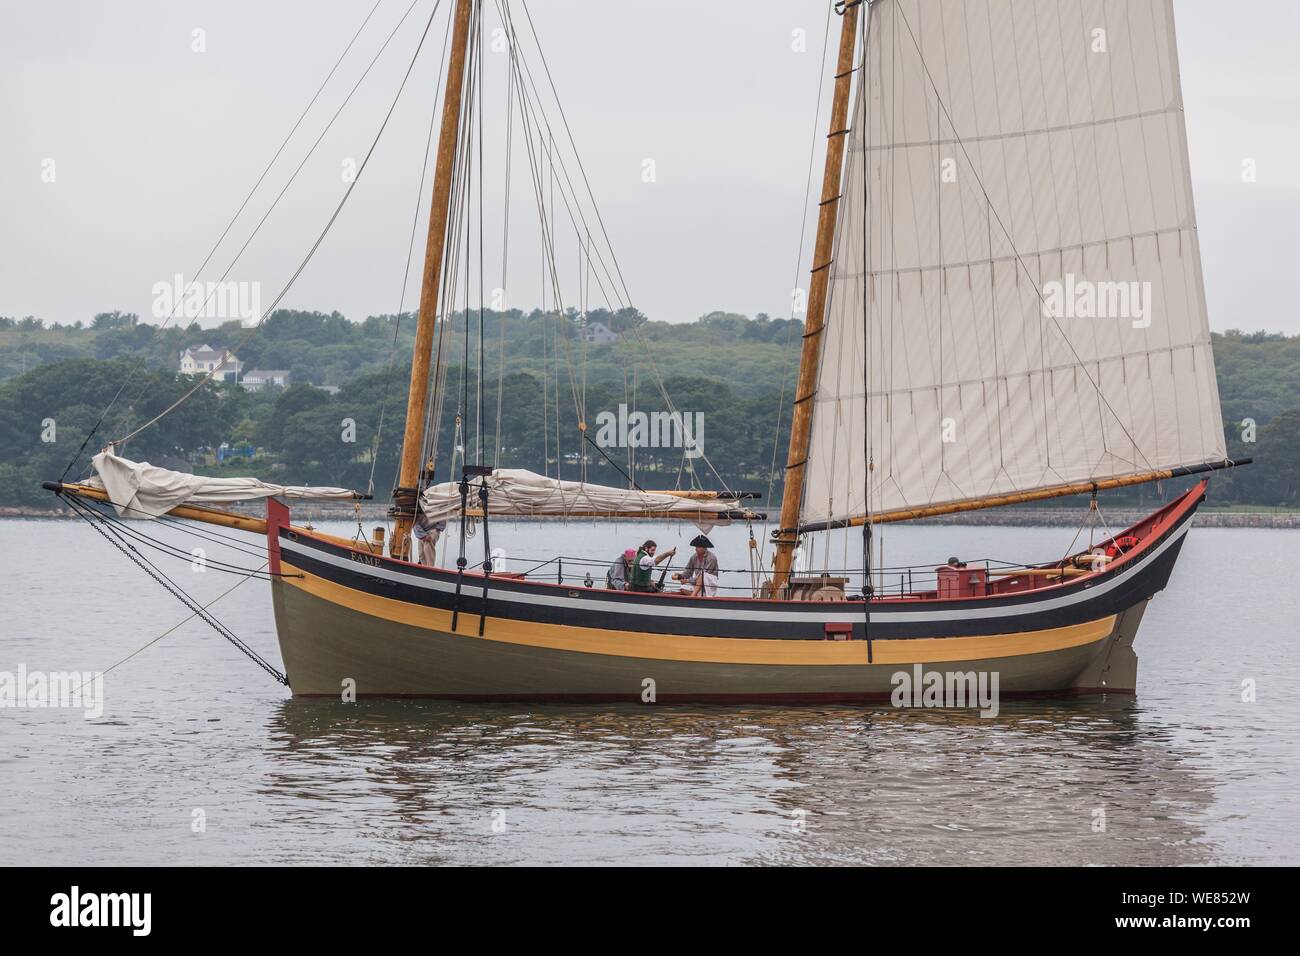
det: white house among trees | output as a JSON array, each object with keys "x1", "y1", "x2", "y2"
[
  {"x1": 580, "y1": 321, "x2": 619, "y2": 345},
  {"x1": 241, "y1": 369, "x2": 292, "y2": 392},
  {"x1": 179, "y1": 345, "x2": 242, "y2": 382}
]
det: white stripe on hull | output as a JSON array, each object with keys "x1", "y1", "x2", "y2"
[{"x1": 278, "y1": 518, "x2": 1188, "y2": 626}]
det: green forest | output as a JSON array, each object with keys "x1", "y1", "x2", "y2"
[{"x1": 0, "y1": 309, "x2": 1297, "y2": 510}]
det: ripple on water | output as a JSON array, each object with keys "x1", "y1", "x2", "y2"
[{"x1": 2, "y1": 520, "x2": 1298, "y2": 864}]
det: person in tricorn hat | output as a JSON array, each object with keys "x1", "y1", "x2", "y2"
[{"x1": 673, "y1": 534, "x2": 719, "y2": 597}]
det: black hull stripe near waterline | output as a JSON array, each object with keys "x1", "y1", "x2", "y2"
[{"x1": 274, "y1": 499, "x2": 1194, "y2": 641}]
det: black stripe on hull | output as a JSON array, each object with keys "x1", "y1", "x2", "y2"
[{"x1": 275, "y1": 493, "x2": 1197, "y2": 641}]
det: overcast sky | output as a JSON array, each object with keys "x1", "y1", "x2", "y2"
[{"x1": 1, "y1": 0, "x2": 1297, "y2": 333}]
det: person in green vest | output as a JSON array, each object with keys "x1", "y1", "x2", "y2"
[{"x1": 629, "y1": 539, "x2": 676, "y2": 592}]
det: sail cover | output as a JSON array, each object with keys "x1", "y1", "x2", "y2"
[
  {"x1": 420, "y1": 469, "x2": 742, "y2": 529},
  {"x1": 88, "y1": 451, "x2": 357, "y2": 518},
  {"x1": 802, "y1": 0, "x2": 1225, "y2": 527}
]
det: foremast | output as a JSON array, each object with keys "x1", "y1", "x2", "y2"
[{"x1": 391, "y1": 0, "x2": 475, "y2": 559}]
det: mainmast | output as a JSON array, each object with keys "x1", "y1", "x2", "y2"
[
  {"x1": 770, "y1": 0, "x2": 861, "y2": 594},
  {"x1": 391, "y1": 0, "x2": 475, "y2": 559}
]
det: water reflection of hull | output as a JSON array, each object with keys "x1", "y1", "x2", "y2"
[
  {"x1": 266, "y1": 486, "x2": 1203, "y2": 702},
  {"x1": 262, "y1": 697, "x2": 1217, "y2": 866}
]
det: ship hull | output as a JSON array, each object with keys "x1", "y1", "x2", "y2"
[{"x1": 265, "y1": 484, "x2": 1202, "y2": 702}]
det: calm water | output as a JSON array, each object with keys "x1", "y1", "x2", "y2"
[{"x1": 2, "y1": 516, "x2": 1297, "y2": 865}]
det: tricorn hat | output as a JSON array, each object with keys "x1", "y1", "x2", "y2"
[{"x1": 690, "y1": 534, "x2": 714, "y2": 548}]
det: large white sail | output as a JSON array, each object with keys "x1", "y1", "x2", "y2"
[{"x1": 802, "y1": 0, "x2": 1225, "y2": 527}]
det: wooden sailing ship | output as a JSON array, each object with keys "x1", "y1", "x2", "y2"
[{"x1": 47, "y1": 0, "x2": 1245, "y2": 702}]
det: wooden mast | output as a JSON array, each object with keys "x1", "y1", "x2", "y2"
[
  {"x1": 391, "y1": 0, "x2": 475, "y2": 559},
  {"x1": 769, "y1": 0, "x2": 861, "y2": 595}
]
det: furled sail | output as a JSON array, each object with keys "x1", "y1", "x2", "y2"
[
  {"x1": 89, "y1": 451, "x2": 357, "y2": 518},
  {"x1": 419, "y1": 469, "x2": 746, "y2": 529},
  {"x1": 802, "y1": 0, "x2": 1225, "y2": 528}
]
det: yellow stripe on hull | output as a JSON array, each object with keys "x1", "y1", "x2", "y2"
[{"x1": 281, "y1": 562, "x2": 1118, "y2": 667}]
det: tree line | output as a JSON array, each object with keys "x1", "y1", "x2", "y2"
[
  {"x1": 0, "y1": 307, "x2": 800, "y2": 399},
  {"x1": 0, "y1": 313, "x2": 1296, "y2": 509}
]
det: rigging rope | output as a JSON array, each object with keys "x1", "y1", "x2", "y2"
[
  {"x1": 70, "y1": 497, "x2": 290, "y2": 581},
  {"x1": 475, "y1": 0, "x2": 487, "y2": 466},
  {"x1": 425, "y1": 16, "x2": 480, "y2": 492},
  {"x1": 494, "y1": 39, "x2": 516, "y2": 470},
  {"x1": 62, "y1": 0, "x2": 389, "y2": 480},
  {"x1": 65, "y1": 495, "x2": 289, "y2": 686},
  {"x1": 370, "y1": 0, "x2": 456, "y2": 498},
  {"x1": 113, "y1": 0, "x2": 441, "y2": 449},
  {"x1": 502, "y1": 0, "x2": 735, "y2": 496},
  {"x1": 67, "y1": 557, "x2": 268, "y2": 701}
]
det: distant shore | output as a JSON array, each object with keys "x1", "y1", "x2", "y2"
[{"x1": 6, "y1": 503, "x2": 1299, "y2": 529}]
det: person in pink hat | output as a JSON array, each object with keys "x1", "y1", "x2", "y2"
[{"x1": 605, "y1": 547, "x2": 637, "y2": 591}]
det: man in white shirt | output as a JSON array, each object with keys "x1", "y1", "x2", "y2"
[{"x1": 629, "y1": 540, "x2": 676, "y2": 592}]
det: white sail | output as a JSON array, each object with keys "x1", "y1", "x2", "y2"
[
  {"x1": 802, "y1": 0, "x2": 1225, "y2": 527},
  {"x1": 89, "y1": 451, "x2": 357, "y2": 518},
  {"x1": 419, "y1": 469, "x2": 742, "y2": 529}
]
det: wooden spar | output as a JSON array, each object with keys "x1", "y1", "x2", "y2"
[
  {"x1": 770, "y1": 1, "x2": 860, "y2": 595},
  {"x1": 49, "y1": 482, "x2": 367, "y2": 550},
  {"x1": 391, "y1": 0, "x2": 475, "y2": 560},
  {"x1": 51, "y1": 482, "x2": 269, "y2": 534},
  {"x1": 644, "y1": 490, "x2": 761, "y2": 501},
  {"x1": 454, "y1": 508, "x2": 764, "y2": 522},
  {"x1": 782, "y1": 458, "x2": 1251, "y2": 534},
  {"x1": 52, "y1": 478, "x2": 762, "y2": 535}
]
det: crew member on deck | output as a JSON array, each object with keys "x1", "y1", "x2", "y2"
[
  {"x1": 606, "y1": 548, "x2": 636, "y2": 590},
  {"x1": 629, "y1": 540, "x2": 675, "y2": 592},
  {"x1": 413, "y1": 514, "x2": 447, "y2": 567},
  {"x1": 673, "y1": 534, "x2": 719, "y2": 596}
]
